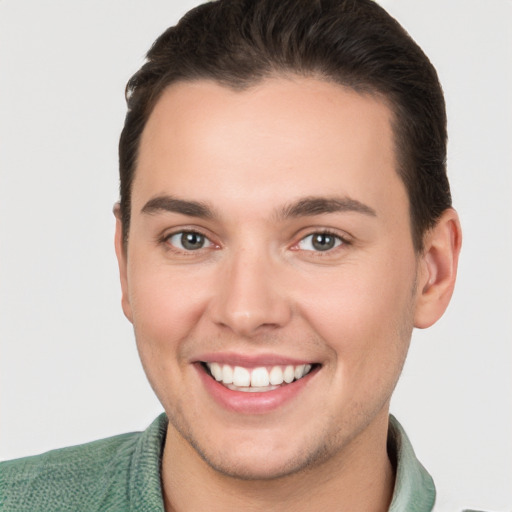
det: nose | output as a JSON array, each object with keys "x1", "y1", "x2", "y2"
[{"x1": 209, "y1": 248, "x2": 292, "y2": 338}]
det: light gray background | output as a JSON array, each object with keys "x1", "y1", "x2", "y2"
[{"x1": 0, "y1": 1, "x2": 511, "y2": 510}]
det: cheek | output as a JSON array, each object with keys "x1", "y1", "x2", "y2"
[
  {"x1": 126, "y1": 260, "x2": 212, "y2": 353},
  {"x1": 126, "y1": 262, "x2": 214, "y2": 407},
  {"x1": 297, "y1": 255, "x2": 416, "y2": 364}
]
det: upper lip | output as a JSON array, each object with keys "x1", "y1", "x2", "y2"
[{"x1": 194, "y1": 352, "x2": 317, "y2": 367}]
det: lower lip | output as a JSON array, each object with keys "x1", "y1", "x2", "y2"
[{"x1": 196, "y1": 364, "x2": 317, "y2": 414}]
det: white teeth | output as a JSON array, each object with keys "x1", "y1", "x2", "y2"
[
  {"x1": 222, "y1": 364, "x2": 233, "y2": 384},
  {"x1": 283, "y1": 365, "x2": 295, "y2": 383},
  {"x1": 232, "y1": 366, "x2": 251, "y2": 387},
  {"x1": 205, "y1": 362, "x2": 314, "y2": 389},
  {"x1": 210, "y1": 362, "x2": 222, "y2": 381},
  {"x1": 251, "y1": 367, "x2": 270, "y2": 387},
  {"x1": 294, "y1": 364, "x2": 306, "y2": 379},
  {"x1": 269, "y1": 366, "x2": 284, "y2": 385}
]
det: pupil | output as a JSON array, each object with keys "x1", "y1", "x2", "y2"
[
  {"x1": 181, "y1": 232, "x2": 204, "y2": 250},
  {"x1": 312, "y1": 233, "x2": 334, "y2": 251}
]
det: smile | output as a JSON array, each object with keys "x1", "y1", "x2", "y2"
[
  {"x1": 196, "y1": 357, "x2": 320, "y2": 413},
  {"x1": 203, "y1": 362, "x2": 315, "y2": 392}
]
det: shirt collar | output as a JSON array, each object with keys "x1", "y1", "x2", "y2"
[
  {"x1": 388, "y1": 414, "x2": 436, "y2": 511},
  {"x1": 129, "y1": 413, "x2": 168, "y2": 512}
]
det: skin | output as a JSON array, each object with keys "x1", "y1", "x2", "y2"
[{"x1": 115, "y1": 77, "x2": 461, "y2": 511}]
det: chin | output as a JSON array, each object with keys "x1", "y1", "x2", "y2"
[
  {"x1": 176, "y1": 420, "x2": 333, "y2": 481},
  {"x1": 197, "y1": 447, "x2": 322, "y2": 481}
]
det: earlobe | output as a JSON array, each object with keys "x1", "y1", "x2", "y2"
[
  {"x1": 113, "y1": 204, "x2": 133, "y2": 323},
  {"x1": 414, "y1": 208, "x2": 462, "y2": 329}
]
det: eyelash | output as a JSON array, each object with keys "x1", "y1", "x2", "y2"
[{"x1": 160, "y1": 228, "x2": 350, "y2": 257}]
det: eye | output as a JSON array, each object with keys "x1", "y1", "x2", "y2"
[
  {"x1": 297, "y1": 232, "x2": 344, "y2": 252},
  {"x1": 166, "y1": 231, "x2": 213, "y2": 251}
]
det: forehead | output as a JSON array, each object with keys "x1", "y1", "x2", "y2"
[{"x1": 133, "y1": 77, "x2": 406, "y2": 220}]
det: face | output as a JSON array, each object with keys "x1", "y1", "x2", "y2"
[{"x1": 117, "y1": 77, "x2": 424, "y2": 479}]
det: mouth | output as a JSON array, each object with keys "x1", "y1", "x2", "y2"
[{"x1": 201, "y1": 361, "x2": 319, "y2": 393}]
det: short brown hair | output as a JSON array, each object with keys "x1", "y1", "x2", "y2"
[{"x1": 119, "y1": 0, "x2": 451, "y2": 251}]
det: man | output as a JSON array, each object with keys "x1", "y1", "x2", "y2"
[{"x1": 0, "y1": 0, "x2": 464, "y2": 510}]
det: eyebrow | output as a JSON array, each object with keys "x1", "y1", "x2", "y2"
[
  {"x1": 141, "y1": 196, "x2": 214, "y2": 218},
  {"x1": 140, "y1": 194, "x2": 376, "y2": 220},
  {"x1": 278, "y1": 196, "x2": 376, "y2": 219}
]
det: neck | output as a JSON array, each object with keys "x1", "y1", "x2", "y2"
[{"x1": 161, "y1": 412, "x2": 395, "y2": 512}]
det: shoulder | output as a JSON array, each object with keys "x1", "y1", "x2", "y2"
[{"x1": 0, "y1": 415, "x2": 168, "y2": 512}]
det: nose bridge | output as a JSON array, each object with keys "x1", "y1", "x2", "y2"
[{"x1": 211, "y1": 242, "x2": 291, "y2": 336}]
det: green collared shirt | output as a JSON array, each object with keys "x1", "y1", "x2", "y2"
[{"x1": 0, "y1": 414, "x2": 436, "y2": 511}]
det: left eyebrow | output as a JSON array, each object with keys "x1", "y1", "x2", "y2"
[{"x1": 277, "y1": 196, "x2": 377, "y2": 219}]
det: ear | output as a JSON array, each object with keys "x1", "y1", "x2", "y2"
[
  {"x1": 113, "y1": 203, "x2": 133, "y2": 323},
  {"x1": 414, "y1": 208, "x2": 462, "y2": 329}
]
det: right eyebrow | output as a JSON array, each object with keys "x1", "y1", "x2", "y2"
[{"x1": 141, "y1": 195, "x2": 215, "y2": 219}]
